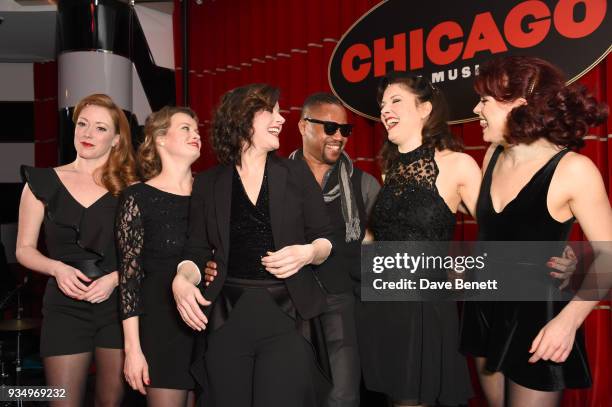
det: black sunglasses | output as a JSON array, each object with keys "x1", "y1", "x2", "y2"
[{"x1": 303, "y1": 117, "x2": 353, "y2": 137}]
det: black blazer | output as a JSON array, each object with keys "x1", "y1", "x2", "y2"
[{"x1": 182, "y1": 153, "x2": 333, "y2": 320}]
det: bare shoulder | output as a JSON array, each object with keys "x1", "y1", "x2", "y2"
[
  {"x1": 455, "y1": 151, "x2": 479, "y2": 166},
  {"x1": 436, "y1": 150, "x2": 480, "y2": 171},
  {"x1": 553, "y1": 151, "x2": 605, "y2": 198},
  {"x1": 557, "y1": 151, "x2": 601, "y2": 178},
  {"x1": 456, "y1": 152, "x2": 482, "y2": 187},
  {"x1": 435, "y1": 150, "x2": 481, "y2": 190}
]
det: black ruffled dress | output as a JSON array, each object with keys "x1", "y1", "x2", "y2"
[{"x1": 21, "y1": 165, "x2": 122, "y2": 357}]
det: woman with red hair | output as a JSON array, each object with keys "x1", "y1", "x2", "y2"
[
  {"x1": 460, "y1": 56, "x2": 611, "y2": 406},
  {"x1": 16, "y1": 94, "x2": 138, "y2": 406}
]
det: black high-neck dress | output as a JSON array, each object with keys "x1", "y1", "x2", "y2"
[
  {"x1": 460, "y1": 145, "x2": 591, "y2": 391},
  {"x1": 356, "y1": 145, "x2": 472, "y2": 405}
]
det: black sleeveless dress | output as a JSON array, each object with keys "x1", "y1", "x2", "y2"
[
  {"x1": 116, "y1": 183, "x2": 195, "y2": 389},
  {"x1": 355, "y1": 145, "x2": 472, "y2": 405},
  {"x1": 20, "y1": 165, "x2": 122, "y2": 357},
  {"x1": 460, "y1": 146, "x2": 592, "y2": 391}
]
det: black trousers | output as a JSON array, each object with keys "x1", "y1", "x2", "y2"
[
  {"x1": 320, "y1": 292, "x2": 361, "y2": 407},
  {"x1": 204, "y1": 286, "x2": 322, "y2": 407}
]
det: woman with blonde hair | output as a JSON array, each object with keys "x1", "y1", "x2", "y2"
[
  {"x1": 116, "y1": 106, "x2": 200, "y2": 406},
  {"x1": 16, "y1": 93, "x2": 137, "y2": 406}
]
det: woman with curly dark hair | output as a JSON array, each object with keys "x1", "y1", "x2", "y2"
[
  {"x1": 115, "y1": 106, "x2": 200, "y2": 406},
  {"x1": 460, "y1": 56, "x2": 611, "y2": 407},
  {"x1": 16, "y1": 93, "x2": 138, "y2": 406},
  {"x1": 172, "y1": 83, "x2": 334, "y2": 406}
]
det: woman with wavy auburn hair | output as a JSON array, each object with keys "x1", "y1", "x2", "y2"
[
  {"x1": 116, "y1": 106, "x2": 200, "y2": 406},
  {"x1": 460, "y1": 56, "x2": 611, "y2": 406},
  {"x1": 16, "y1": 93, "x2": 137, "y2": 406}
]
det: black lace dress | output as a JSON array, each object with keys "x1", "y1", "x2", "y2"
[
  {"x1": 116, "y1": 183, "x2": 195, "y2": 389},
  {"x1": 355, "y1": 145, "x2": 472, "y2": 405}
]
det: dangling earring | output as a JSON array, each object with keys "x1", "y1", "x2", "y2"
[{"x1": 160, "y1": 141, "x2": 165, "y2": 147}]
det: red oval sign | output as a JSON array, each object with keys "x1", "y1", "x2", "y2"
[{"x1": 329, "y1": 0, "x2": 611, "y2": 123}]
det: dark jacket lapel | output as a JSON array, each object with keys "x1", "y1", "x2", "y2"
[
  {"x1": 213, "y1": 165, "x2": 233, "y2": 259},
  {"x1": 267, "y1": 154, "x2": 287, "y2": 249}
]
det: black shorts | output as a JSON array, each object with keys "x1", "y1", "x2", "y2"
[{"x1": 40, "y1": 279, "x2": 123, "y2": 357}]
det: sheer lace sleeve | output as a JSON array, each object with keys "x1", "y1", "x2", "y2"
[{"x1": 116, "y1": 192, "x2": 145, "y2": 320}]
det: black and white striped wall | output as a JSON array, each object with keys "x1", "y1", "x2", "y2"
[
  {"x1": 57, "y1": 0, "x2": 176, "y2": 162},
  {"x1": 0, "y1": 62, "x2": 36, "y2": 264},
  {"x1": 0, "y1": 0, "x2": 177, "y2": 268}
]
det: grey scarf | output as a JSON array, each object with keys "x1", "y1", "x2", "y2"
[{"x1": 289, "y1": 149, "x2": 361, "y2": 242}]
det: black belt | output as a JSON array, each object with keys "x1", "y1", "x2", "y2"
[
  {"x1": 209, "y1": 276, "x2": 332, "y2": 383},
  {"x1": 63, "y1": 259, "x2": 107, "y2": 280}
]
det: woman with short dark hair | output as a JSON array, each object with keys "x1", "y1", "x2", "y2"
[{"x1": 172, "y1": 83, "x2": 334, "y2": 406}]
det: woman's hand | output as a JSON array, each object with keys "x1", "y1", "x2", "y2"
[
  {"x1": 172, "y1": 273, "x2": 210, "y2": 331},
  {"x1": 124, "y1": 349, "x2": 149, "y2": 395},
  {"x1": 51, "y1": 261, "x2": 91, "y2": 300},
  {"x1": 528, "y1": 312, "x2": 578, "y2": 364},
  {"x1": 547, "y1": 245, "x2": 577, "y2": 290},
  {"x1": 261, "y1": 244, "x2": 315, "y2": 279},
  {"x1": 83, "y1": 271, "x2": 118, "y2": 303}
]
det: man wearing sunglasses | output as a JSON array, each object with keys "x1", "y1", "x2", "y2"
[{"x1": 290, "y1": 93, "x2": 380, "y2": 407}]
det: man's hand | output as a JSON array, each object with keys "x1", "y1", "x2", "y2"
[{"x1": 204, "y1": 261, "x2": 218, "y2": 287}]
